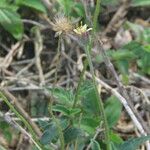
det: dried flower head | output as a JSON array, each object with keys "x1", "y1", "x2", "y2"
[
  {"x1": 52, "y1": 15, "x2": 73, "y2": 37},
  {"x1": 73, "y1": 22, "x2": 92, "y2": 35}
]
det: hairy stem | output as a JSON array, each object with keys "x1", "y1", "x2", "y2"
[
  {"x1": 84, "y1": 38, "x2": 111, "y2": 150},
  {"x1": 73, "y1": 0, "x2": 110, "y2": 149},
  {"x1": 72, "y1": 59, "x2": 88, "y2": 108},
  {"x1": 93, "y1": 0, "x2": 101, "y2": 32},
  {"x1": 49, "y1": 36, "x2": 65, "y2": 150}
]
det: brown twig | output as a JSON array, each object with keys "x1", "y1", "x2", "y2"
[
  {"x1": 102, "y1": 0, "x2": 131, "y2": 36},
  {"x1": 0, "y1": 88, "x2": 42, "y2": 137},
  {"x1": 0, "y1": 42, "x2": 22, "y2": 70},
  {"x1": 84, "y1": 70, "x2": 150, "y2": 149},
  {"x1": 34, "y1": 27, "x2": 45, "y2": 86},
  {"x1": 40, "y1": 0, "x2": 52, "y2": 11},
  {"x1": 98, "y1": 39, "x2": 150, "y2": 135}
]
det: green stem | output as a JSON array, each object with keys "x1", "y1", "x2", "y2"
[
  {"x1": 93, "y1": 1, "x2": 110, "y2": 149},
  {"x1": 93, "y1": 0, "x2": 101, "y2": 32},
  {"x1": 64, "y1": 0, "x2": 69, "y2": 17},
  {"x1": 84, "y1": 38, "x2": 111, "y2": 150},
  {"x1": 74, "y1": 113, "x2": 83, "y2": 150},
  {"x1": 73, "y1": 0, "x2": 110, "y2": 148},
  {"x1": 73, "y1": 0, "x2": 100, "y2": 108},
  {"x1": 72, "y1": 59, "x2": 88, "y2": 108},
  {"x1": 48, "y1": 104, "x2": 65, "y2": 150},
  {"x1": 0, "y1": 92, "x2": 43, "y2": 150},
  {"x1": 49, "y1": 35, "x2": 65, "y2": 150}
]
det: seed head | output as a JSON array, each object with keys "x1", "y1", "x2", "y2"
[{"x1": 52, "y1": 15, "x2": 73, "y2": 37}]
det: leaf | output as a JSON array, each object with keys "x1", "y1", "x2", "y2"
[
  {"x1": 116, "y1": 60, "x2": 129, "y2": 84},
  {"x1": 118, "y1": 135, "x2": 150, "y2": 150},
  {"x1": 40, "y1": 122, "x2": 58, "y2": 145},
  {"x1": 116, "y1": 60, "x2": 129, "y2": 75},
  {"x1": 144, "y1": 45, "x2": 150, "y2": 53},
  {"x1": 95, "y1": 49, "x2": 135, "y2": 65},
  {"x1": 138, "y1": 52, "x2": 150, "y2": 75},
  {"x1": 80, "y1": 80, "x2": 101, "y2": 116},
  {"x1": 3, "y1": 130, "x2": 12, "y2": 143},
  {"x1": 57, "y1": 0, "x2": 74, "y2": 15},
  {"x1": 0, "y1": 120, "x2": 12, "y2": 143},
  {"x1": 78, "y1": 80, "x2": 94, "y2": 97},
  {"x1": 110, "y1": 131, "x2": 123, "y2": 145},
  {"x1": 52, "y1": 104, "x2": 70, "y2": 116},
  {"x1": 16, "y1": 0, "x2": 46, "y2": 13},
  {"x1": 123, "y1": 41, "x2": 150, "y2": 75},
  {"x1": 123, "y1": 41, "x2": 143, "y2": 56},
  {"x1": 104, "y1": 96, "x2": 122, "y2": 128},
  {"x1": 132, "y1": 0, "x2": 150, "y2": 7},
  {"x1": 49, "y1": 87, "x2": 74, "y2": 106},
  {"x1": 69, "y1": 108, "x2": 81, "y2": 116},
  {"x1": 0, "y1": 120, "x2": 9, "y2": 130},
  {"x1": 0, "y1": 0, "x2": 18, "y2": 11},
  {"x1": 79, "y1": 117, "x2": 100, "y2": 134},
  {"x1": 53, "y1": 104, "x2": 81, "y2": 117},
  {"x1": 111, "y1": 50, "x2": 135, "y2": 61},
  {"x1": 64, "y1": 127, "x2": 83, "y2": 144},
  {"x1": 73, "y1": 2, "x2": 85, "y2": 17},
  {"x1": 91, "y1": 139, "x2": 101, "y2": 150},
  {"x1": 59, "y1": 117, "x2": 70, "y2": 130},
  {"x1": 37, "y1": 120, "x2": 51, "y2": 130},
  {"x1": 110, "y1": 142, "x2": 119, "y2": 150},
  {"x1": 101, "y1": 0, "x2": 118, "y2": 5},
  {"x1": 142, "y1": 28, "x2": 150, "y2": 44},
  {"x1": 0, "y1": 8, "x2": 23, "y2": 39}
]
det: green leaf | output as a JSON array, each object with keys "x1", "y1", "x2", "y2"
[
  {"x1": 79, "y1": 117, "x2": 100, "y2": 134},
  {"x1": 80, "y1": 80, "x2": 101, "y2": 116},
  {"x1": 123, "y1": 41, "x2": 143, "y2": 56},
  {"x1": 40, "y1": 122, "x2": 58, "y2": 145},
  {"x1": 69, "y1": 108, "x2": 81, "y2": 116},
  {"x1": 0, "y1": 120, "x2": 9, "y2": 130},
  {"x1": 144, "y1": 45, "x2": 150, "y2": 53},
  {"x1": 142, "y1": 28, "x2": 150, "y2": 44},
  {"x1": 110, "y1": 131, "x2": 123, "y2": 145},
  {"x1": 123, "y1": 41, "x2": 150, "y2": 75},
  {"x1": 78, "y1": 80, "x2": 94, "y2": 97},
  {"x1": 73, "y1": 2, "x2": 85, "y2": 17},
  {"x1": 132, "y1": 0, "x2": 150, "y2": 7},
  {"x1": 16, "y1": 0, "x2": 46, "y2": 13},
  {"x1": 3, "y1": 130, "x2": 12, "y2": 143},
  {"x1": 0, "y1": 120, "x2": 12, "y2": 143},
  {"x1": 116, "y1": 60, "x2": 129, "y2": 84},
  {"x1": 110, "y1": 142, "x2": 119, "y2": 150},
  {"x1": 138, "y1": 52, "x2": 150, "y2": 75},
  {"x1": 53, "y1": 104, "x2": 81, "y2": 118},
  {"x1": 118, "y1": 135, "x2": 150, "y2": 150},
  {"x1": 57, "y1": 0, "x2": 74, "y2": 16},
  {"x1": 104, "y1": 96, "x2": 122, "y2": 128},
  {"x1": 0, "y1": 0, "x2": 18, "y2": 11},
  {"x1": 111, "y1": 50, "x2": 135, "y2": 61},
  {"x1": 101, "y1": 0, "x2": 118, "y2": 5},
  {"x1": 52, "y1": 104, "x2": 70, "y2": 116},
  {"x1": 49, "y1": 87, "x2": 74, "y2": 106},
  {"x1": 64, "y1": 127, "x2": 83, "y2": 144},
  {"x1": 91, "y1": 139, "x2": 101, "y2": 150},
  {"x1": 37, "y1": 120, "x2": 50, "y2": 130},
  {"x1": 116, "y1": 60, "x2": 129, "y2": 75},
  {"x1": 0, "y1": 8, "x2": 23, "y2": 39}
]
